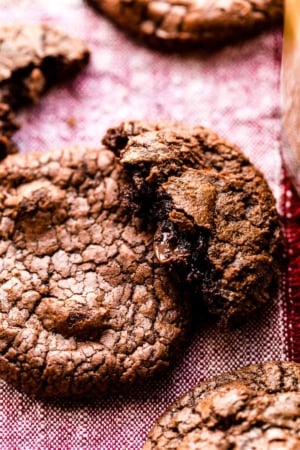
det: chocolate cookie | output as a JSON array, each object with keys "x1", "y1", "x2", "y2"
[
  {"x1": 0, "y1": 146, "x2": 190, "y2": 398},
  {"x1": 86, "y1": 0, "x2": 283, "y2": 49},
  {"x1": 143, "y1": 361, "x2": 300, "y2": 449},
  {"x1": 0, "y1": 23, "x2": 89, "y2": 158},
  {"x1": 103, "y1": 121, "x2": 284, "y2": 326}
]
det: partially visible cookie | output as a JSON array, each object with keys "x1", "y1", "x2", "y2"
[
  {"x1": 86, "y1": 0, "x2": 283, "y2": 49},
  {"x1": 143, "y1": 361, "x2": 300, "y2": 449},
  {"x1": 0, "y1": 146, "x2": 190, "y2": 398},
  {"x1": 0, "y1": 23, "x2": 90, "y2": 157},
  {"x1": 104, "y1": 121, "x2": 284, "y2": 326},
  {"x1": 0, "y1": 102, "x2": 19, "y2": 158}
]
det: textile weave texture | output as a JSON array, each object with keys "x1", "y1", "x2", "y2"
[{"x1": 0, "y1": 1, "x2": 299, "y2": 449}]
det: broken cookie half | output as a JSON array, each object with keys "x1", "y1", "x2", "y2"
[
  {"x1": 0, "y1": 23, "x2": 90, "y2": 158},
  {"x1": 104, "y1": 121, "x2": 285, "y2": 326}
]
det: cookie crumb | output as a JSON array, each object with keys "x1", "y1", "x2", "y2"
[{"x1": 66, "y1": 116, "x2": 77, "y2": 128}]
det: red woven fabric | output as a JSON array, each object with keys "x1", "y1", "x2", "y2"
[
  {"x1": 282, "y1": 176, "x2": 300, "y2": 363},
  {"x1": 0, "y1": 1, "x2": 299, "y2": 449}
]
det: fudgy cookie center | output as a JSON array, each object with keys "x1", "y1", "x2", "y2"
[{"x1": 105, "y1": 122, "x2": 284, "y2": 326}]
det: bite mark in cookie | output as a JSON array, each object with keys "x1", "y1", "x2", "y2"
[
  {"x1": 143, "y1": 361, "x2": 300, "y2": 450},
  {"x1": 104, "y1": 121, "x2": 285, "y2": 326},
  {"x1": 86, "y1": 0, "x2": 283, "y2": 49},
  {"x1": 0, "y1": 23, "x2": 90, "y2": 157},
  {"x1": 0, "y1": 147, "x2": 190, "y2": 398}
]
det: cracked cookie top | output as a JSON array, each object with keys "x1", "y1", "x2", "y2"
[
  {"x1": 0, "y1": 146, "x2": 190, "y2": 398},
  {"x1": 143, "y1": 361, "x2": 300, "y2": 450}
]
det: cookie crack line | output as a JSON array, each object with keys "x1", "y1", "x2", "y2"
[
  {"x1": 86, "y1": 0, "x2": 283, "y2": 49},
  {"x1": 0, "y1": 23, "x2": 90, "y2": 159}
]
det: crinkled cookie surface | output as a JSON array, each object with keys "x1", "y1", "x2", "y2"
[
  {"x1": 0, "y1": 146, "x2": 190, "y2": 398},
  {"x1": 143, "y1": 361, "x2": 300, "y2": 449}
]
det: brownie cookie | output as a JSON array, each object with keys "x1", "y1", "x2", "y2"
[
  {"x1": 86, "y1": 0, "x2": 283, "y2": 49},
  {"x1": 0, "y1": 23, "x2": 89, "y2": 158},
  {"x1": 143, "y1": 361, "x2": 300, "y2": 449},
  {"x1": 104, "y1": 121, "x2": 284, "y2": 326},
  {"x1": 0, "y1": 146, "x2": 190, "y2": 398}
]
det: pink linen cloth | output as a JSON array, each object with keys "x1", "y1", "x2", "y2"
[{"x1": 0, "y1": 1, "x2": 298, "y2": 449}]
